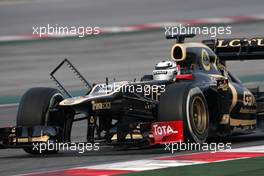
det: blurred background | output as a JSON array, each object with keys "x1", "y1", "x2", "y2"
[{"x1": 0, "y1": 0, "x2": 264, "y2": 101}]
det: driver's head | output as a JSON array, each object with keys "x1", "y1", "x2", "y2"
[{"x1": 153, "y1": 60, "x2": 177, "y2": 81}]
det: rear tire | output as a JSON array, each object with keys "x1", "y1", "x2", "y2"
[
  {"x1": 17, "y1": 87, "x2": 65, "y2": 154},
  {"x1": 158, "y1": 83, "x2": 209, "y2": 143}
]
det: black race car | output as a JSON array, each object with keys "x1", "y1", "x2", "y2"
[{"x1": 1, "y1": 34, "x2": 264, "y2": 154}]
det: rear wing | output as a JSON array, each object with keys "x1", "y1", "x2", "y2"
[{"x1": 202, "y1": 38, "x2": 264, "y2": 61}]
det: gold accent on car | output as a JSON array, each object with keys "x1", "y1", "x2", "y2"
[
  {"x1": 171, "y1": 44, "x2": 186, "y2": 61},
  {"x1": 229, "y1": 118, "x2": 256, "y2": 126},
  {"x1": 228, "y1": 83, "x2": 237, "y2": 113},
  {"x1": 201, "y1": 49, "x2": 211, "y2": 71},
  {"x1": 92, "y1": 102, "x2": 111, "y2": 110},
  {"x1": 90, "y1": 116, "x2": 95, "y2": 123},
  {"x1": 229, "y1": 39, "x2": 241, "y2": 47},
  {"x1": 14, "y1": 135, "x2": 50, "y2": 143},
  {"x1": 111, "y1": 133, "x2": 143, "y2": 140},
  {"x1": 31, "y1": 135, "x2": 50, "y2": 142},
  {"x1": 239, "y1": 108, "x2": 257, "y2": 114},
  {"x1": 220, "y1": 114, "x2": 230, "y2": 125},
  {"x1": 217, "y1": 38, "x2": 264, "y2": 47},
  {"x1": 171, "y1": 42, "x2": 214, "y2": 64}
]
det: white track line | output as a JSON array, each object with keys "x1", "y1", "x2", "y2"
[{"x1": 0, "y1": 103, "x2": 19, "y2": 108}]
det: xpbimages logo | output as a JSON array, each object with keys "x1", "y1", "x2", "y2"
[
  {"x1": 164, "y1": 142, "x2": 232, "y2": 153},
  {"x1": 32, "y1": 24, "x2": 100, "y2": 37},
  {"x1": 164, "y1": 24, "x2": 232, "y2": 38},
  {"x1": 32, "y1": 141, "x2": 100, "y2": 154}
]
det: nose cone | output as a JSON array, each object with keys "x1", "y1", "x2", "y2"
[{"x1": 59, "y1": 96, "x2": 88, "y2": 106}]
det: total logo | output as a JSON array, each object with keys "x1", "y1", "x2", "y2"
[{"x1": 152, "y1": 124, "x2": 178, "y2": 136}]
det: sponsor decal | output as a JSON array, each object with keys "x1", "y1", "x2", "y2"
[
  {"x1": 217, "y1": 38, "x2": 264, "y2": 47},
  {"x1": 239, "y1": 107, "x2": 257, "y2": 114},
  {"x1": 201, "y1": 49, "x2": 211, "y2": 71},
  {"x1": 153, "y1": 70, "x2": 168, "y2": 75},
  {"x1": 92, "y1": 102, "x2": 111, "y2": 110},
  {"x1": 151, "y1": 121, "x2": 183, "y2": 144},
  {"x1": 243, "y1": 91, "x2": 255, "y2": 106},
  {"x1": 217, "y1": 79, "x2": 229, "y2": 91}
]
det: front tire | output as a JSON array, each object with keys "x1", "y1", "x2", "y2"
[
  {"x1": 158, "y1": 83, "x2": 209, "y2": 143},
  {"x1": 17, "y1": 87, "x2": 65, "y2": 154}
]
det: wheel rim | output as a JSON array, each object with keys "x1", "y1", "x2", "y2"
[{"x1": 190, "y1": 96, "x2": 207, "y2": 135}]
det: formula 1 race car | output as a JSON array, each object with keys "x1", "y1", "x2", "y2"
[{"x1": 1, "y1": 34, "x2": 264, "y2": 154}]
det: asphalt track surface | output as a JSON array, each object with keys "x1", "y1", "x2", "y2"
[
  {"x1": 1, "y1": 106, "x2": 264, "y2": 176},
  {"x1": 1, "y1": 0, "x2": 264, "y2": 36}
]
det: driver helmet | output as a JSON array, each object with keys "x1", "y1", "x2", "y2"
[{"x1": 153, "y1": 60, "x2": 178, "y2": 81}]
